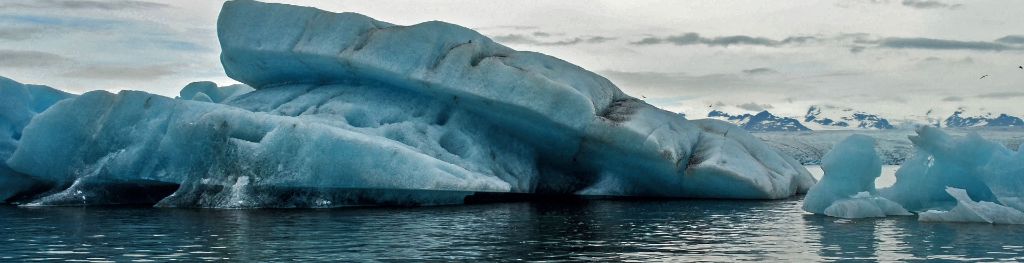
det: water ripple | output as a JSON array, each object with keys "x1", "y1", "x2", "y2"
[{"x1": 1, "y1": 198, "x2": 1023, "y2": 261}]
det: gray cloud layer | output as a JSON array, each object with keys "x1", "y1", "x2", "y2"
[
  {"x1": 877, "y1": 37, "x2": 1016, "y2": 51},
  {"x1": 0, "y1": 27, "x2": 44, "y2": 41},
  {"x1": 632, "y1": 33, "x2": 817, "y2": 47},
  {"x1": 976, "y1": 92, "x2": 1024, "y2": 99},
  {"x1": 900, "y1": 0, "x2": 961, "y2": 9},
  {"x1": 633, "y1": 32, "x2": 1023, "y2": 52},
  {"x1": 996, "y1": 35, "x2": 1024, "y2": 45},
  {"x1": 0, "y1": 0, "x2": 169, "y2": 10},
  {"x1": 492, "y1": 34, "x2": 615, "y2": 46},
  {"x1": 0, "y1": 49, "x2": 71, "y2": 68},
  {"x1": 737, "y1": 102, "x2": 774, "y2": 111},
  {"x1": 742, "y1": 67, "x2": 779, "y2": 75},
  {"x1": 62, "y1": 64, "x2": 178, "y2": 80}
]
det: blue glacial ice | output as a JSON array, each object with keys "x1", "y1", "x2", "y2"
[
  {"x1": 0, "y1": 77, "x2": 75, "y2": 201},
  {"x1": 801, "y1": 134, "x2": 910, "y2": 218},
  {"x1": 918, "y1": 187, "x2": 1024, "y2": 224},
  {"x1": 806, "y1": 126, "x2": 1024, "y2": 224},
  {"x1": 1, "y1": 0, "x2": 814, "y2": 208}
]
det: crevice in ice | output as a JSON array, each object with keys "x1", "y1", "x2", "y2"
[
  {"x1": 350, "y1": 27, "x2": 380, "y2": 52},
  {"x1": 470, "y1": 53, "x2": 509, "y2": 68},
  {"x1": 432, "y1": 41, "x2": 472, "y2": 70}
]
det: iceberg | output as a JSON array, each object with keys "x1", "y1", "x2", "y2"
[
  {"x1": 0, "y1": 77, "x2": 74, "y2": 202},
  {"x1": 1, "y1": 0, "x2": 813, "y2": 208},
  {"x1": 881, "y1": 126, "x2": 1010, "y2": 212},
  {"x1": 802, "y1": 134, "x2": 910, "y2": 218},
  {"x1": 918, "y1": 187, "x2": 1024, "y2": 224},
  {"x1": 805, "y1": 126, "x2": 1024, "y2": 223}
]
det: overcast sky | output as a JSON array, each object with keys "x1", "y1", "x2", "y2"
[{"x1": 1, "y1": 0, "x2": 1022, "y2": 120}]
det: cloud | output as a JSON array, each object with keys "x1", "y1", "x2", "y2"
[
  {"x1": 737, "y1": 102, "x2": 773, "y2": 111},
  {"x1": 876, "y1": 37, "x2": 1016, "y2": 51},
  {"x1": 584, "y1": 36, "x2": 616, "y2": 44},
  {"x1": 900, "y1": 0, "x2": 961, "y2": 9},
  {"x1": 0, "y1": 15, "x2": 127, "y2": 30},
  {"x1": 0, "y1": 27, "x2": 44, "y2": 40},
  {"x1": 632, "y1": 33, "x2": 818, "y2": 47},
  {"x1": 996, "y1": 35, "x2": 1024, "y2": 45},
  {"x1": 0, "y1": 49, "x2": 72, "y2": 68},
  {"x1": 976, "y1": 92, "x2": 1024, "y2": 99},
  {"x1": 634, "y1": 32, "x2": 1021, "y2": 52},
  {"x1": 742, "y1": 67, "x2": 779, "y2": 75},
  {"x1": 62, "y1": 64, "x2": 178, "y2": 80},
  {"x1": 941, "y1": 96, "x2": 964, "y2": 102},
  {"x1": 491, "y1": 34, "x2": 615, "y2": 46},
  {"x1": 0, "y1": 0, "x2": 168, "y2": 10}
]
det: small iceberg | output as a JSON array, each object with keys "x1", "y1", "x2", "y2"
[{"x1": 802, "y1": 134, "x2": 910, "y2": 218}]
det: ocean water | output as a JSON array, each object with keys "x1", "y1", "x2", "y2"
[{"x1": 2, "y1": 166, "x2": 1023, "y2": 262}]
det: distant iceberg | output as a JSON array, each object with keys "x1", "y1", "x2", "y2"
[
  {"x1": 806, "y1": 126, "x2": 1024, "y2": 224},
  {"x1": 0, "y1": 0, "x2": 813, "y2": 208},
  {"x1": 802, "y1": 135, "x2": 910, "y2": 218}
]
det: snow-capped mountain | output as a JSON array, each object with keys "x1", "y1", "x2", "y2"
[
  {"x1": 707, "y1": 110, "x2": 810, "y2": 132},
  {"x1": 804, "y1": 105, "x2": 894, "y2": 130},
  {"x1": 700, "y1": 105, "x2": 1024, "y2": 131},
  {"x1": 944, "y1": 109, "x2": 1024, "y2": 128}
]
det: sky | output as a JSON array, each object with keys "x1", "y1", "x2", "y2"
[{"x1": 1, "y1": 0, "x2": 1022, "y2": 122}]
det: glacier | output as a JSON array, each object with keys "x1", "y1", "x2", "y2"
[
  {"x1": 801, "y1": 134, "x2": 910, "y2": 218},
  {"x1": 0, "y1": 0, "x2": 814, "y2": 208}
]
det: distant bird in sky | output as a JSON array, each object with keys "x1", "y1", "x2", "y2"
[
  {"x1": 641, "y1": 95, "x2": 646, "y2": 99},
  {"x1": 1019, "y1": 65, "x2": 1022, "y2": 69},
  {"x1": 980, "y1": 74, "x2": 989, "y2": 79}
]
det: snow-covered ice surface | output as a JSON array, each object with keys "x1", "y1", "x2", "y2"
[
  {"x1": 801, "y1": 135, "x2": 910, "y2": 218},
  {"x1": 0, "y1": 77, "x2": 74, "y2": 202},
  {"x1": 0, "y1": 0, "x2": 813, "y2": 208}
]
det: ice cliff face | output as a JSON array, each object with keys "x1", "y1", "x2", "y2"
[{"x1": 1, "y1": 0, "x2": 813, "y2": 207}]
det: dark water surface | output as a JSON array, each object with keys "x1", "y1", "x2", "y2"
[{"x1": 2, "y1": 198, "x2": 1023, "y2": 262}]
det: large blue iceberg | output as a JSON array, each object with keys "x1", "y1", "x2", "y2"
[{"x1": 1, "y1": 0, "x2": 813, "y2": 208}]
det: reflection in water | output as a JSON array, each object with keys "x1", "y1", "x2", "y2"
[{"x1": 1, "y1": 199, "x2": 1023, "y2": 261}]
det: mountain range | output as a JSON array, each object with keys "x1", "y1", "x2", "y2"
[{"x1": 703, "y1": 106, "x2": 1024, "y2": 132}]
